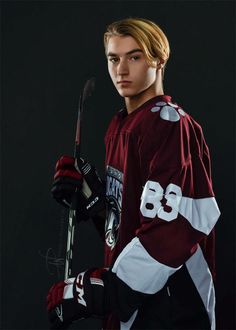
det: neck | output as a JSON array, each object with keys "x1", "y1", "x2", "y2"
[{"x1": 125, "y1": 76, "x2": 164, "y2": 114}]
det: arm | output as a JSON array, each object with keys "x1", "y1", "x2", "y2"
[
  {"x1": 110, "y1": 113, "x2": 220, "y2": 319},
  {"x1": 47, "y1": 113, "x2": 221, "y2": 328}
]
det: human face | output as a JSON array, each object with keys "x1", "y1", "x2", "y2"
[{"x1": 106, "y1": 35, "x2": 158, "y2": 99}]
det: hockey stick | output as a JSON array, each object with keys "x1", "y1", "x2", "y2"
[{"x1": 64, "y1": 77, "x2": 96, "y2": 280}]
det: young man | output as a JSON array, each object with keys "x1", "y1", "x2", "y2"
[{"x1": 47, "y1": 18, "x2": 221, "y2": 330}]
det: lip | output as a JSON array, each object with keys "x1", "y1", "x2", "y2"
[{"x1": 117, "y1": 81, "x2": 132, "y2": 84}]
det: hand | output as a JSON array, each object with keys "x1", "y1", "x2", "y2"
[
  {"x1": 51, "y1": 156, "x2": 106, "y2": 221},
  {"x1": 47, "y1": 267, "x2": 149, "y2": 329},
  {"x1": 51, "y1": 155, "x2": 83, "y2": 208},
  {"x1": 47, "y1": 268, "x2": 107, "y2": 329}
]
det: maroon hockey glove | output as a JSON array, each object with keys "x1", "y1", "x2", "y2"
[
  {"x1": 51, "y1": 156, "x2": 106, "y2": 221},
  {"x1": 47, "y1": 268, "x2": 150, "y2": 329},
  {"x1": 51, "y1": 155, "x2": 83, "y2": 208},
  {"x1": 47, "y1": 268, "x2": 107, "y2": 329}
]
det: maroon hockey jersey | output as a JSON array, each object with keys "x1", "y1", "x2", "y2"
[{"x1": 104, "y1": 95, "x2": 220, "y2": 329}]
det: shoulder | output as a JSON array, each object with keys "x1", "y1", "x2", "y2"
[
  {"x1": 145, "y1": 98, "x2": 204, "y2": 137},
  {"x1": 139, "y1": 99, "x2": 190, "y2": 143},
  {"x1": 139, "y1": 99, "x2": 207, "y2": 165},
  {"x1": 148, "y1": 99, "x2": 188, "y2": 124}
]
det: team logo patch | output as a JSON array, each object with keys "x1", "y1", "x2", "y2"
[
  {"x1": 105, "y1": 166, "x2": 123, "y2": 250},
  {"x1": 150, "y1": 101, "x2": 185, "y2": 122},
  {"x1": 105, "y1": 197, "x2": 121, "y2": 249}
]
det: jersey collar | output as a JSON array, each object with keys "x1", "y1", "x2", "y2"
[{"x1": 122, "y1": 95, "x2": 172, "y2": 117}]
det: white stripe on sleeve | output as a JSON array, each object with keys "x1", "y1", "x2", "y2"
[
  {"x1": 112, "y1": 237, "x2": 181, "y2": 294},
  {"x1": 186, "y1": 246, "x2": 216, "y2": 330},
  {"x1": 179, "y1": 196, "x2": 220, "y2": 235}
]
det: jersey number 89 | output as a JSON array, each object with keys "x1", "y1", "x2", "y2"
[{"x1": 140, "y1": 181, "x2": 182, "y2": 221}]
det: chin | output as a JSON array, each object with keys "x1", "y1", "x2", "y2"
[{"x1": 118, "y1": 89, "x2": 138, "y2": 98}]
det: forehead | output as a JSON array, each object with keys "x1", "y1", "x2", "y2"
[{"x1": 106, "y1": 35, "x2": 141, "y2": 56}]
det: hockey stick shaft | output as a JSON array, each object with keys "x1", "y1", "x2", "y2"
[
  {"x1": 64, "y1": 94, "x2": 82, "y2": 280},
  {"x1": 64, "y1": 78, "x2": 95, "y2": 280}
]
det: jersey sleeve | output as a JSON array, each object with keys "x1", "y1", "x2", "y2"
[{"x1": 111, "y1": 111, "x2": 220, "y2": 297}]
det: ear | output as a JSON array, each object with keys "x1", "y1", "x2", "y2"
[
  {"x1": 150, "y1": 58, "x2": 164, "y2": 70},
  {"x1": 156, "y1": 59, "x2": 165, "y2": 70}
]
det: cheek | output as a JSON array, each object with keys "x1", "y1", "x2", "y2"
[
  {"x1": 145, "y1": 67, "x2": 157, "y2": 81},
  {"x1": 108, "y1": 64, "x2": 115, "y2": 81},
  {"x1": 134, "y1": 66, "x2": 157, "y2": 89}
]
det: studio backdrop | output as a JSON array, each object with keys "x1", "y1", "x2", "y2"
[{"x1": 1, "y1": 1, "x2": 235, "y2": 329}]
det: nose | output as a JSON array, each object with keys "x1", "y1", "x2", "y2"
[{"x1": 117, "y1": 59, "x2": 129, "y2": 76}]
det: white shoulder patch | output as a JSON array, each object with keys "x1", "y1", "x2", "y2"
[
  {"x1": 160, "y1": 105, "x2": 180, "y2": 122},
  {"x1": 150, "y1": 101, "x2": 186, "y2": 121},
  {"x1": 178, "y1": 108, "x2": 186, "y2": 116},
  {"x1": 167, "y1": 101, "x2": 178, "y2": 108},
  {"x1": 155, "y1": 101, "x2": 167, "y2": 106},
  {"x1": 151, "y1": 106, "x2": 161, "y2": 113},
  {"x1": 151, "y1": 101, "x2": 167, "y2": 113}
]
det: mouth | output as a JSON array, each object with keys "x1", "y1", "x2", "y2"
[{"x1": 117, "y1": 81, "x2": 132, "y2": 86}]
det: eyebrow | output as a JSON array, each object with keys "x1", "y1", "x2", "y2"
[{"x1": 107, "y1": 48, "x2": 143, "y2": 57}]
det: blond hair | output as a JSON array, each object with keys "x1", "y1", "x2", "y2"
[{"x1": 104, "y1": 18, "x2": 170, "y2": 77}]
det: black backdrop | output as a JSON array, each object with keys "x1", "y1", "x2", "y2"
[{"x1": 1, "y1": 1, "x2": 235, "y2": 329}]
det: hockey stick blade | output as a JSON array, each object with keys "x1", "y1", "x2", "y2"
[
  {"x1": 82, "y1": 77, "x2": 96, "y2": 104},
  {"x1": 75, "y1": 77, "x2": 96, "y2": 157}
]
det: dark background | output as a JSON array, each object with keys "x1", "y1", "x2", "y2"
[{"x1": 1, "y1": 1, "x2": 235, "y2": 329}]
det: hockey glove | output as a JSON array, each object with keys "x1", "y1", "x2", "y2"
[
  {"x1": 51, "y1": 156, "x2": 106, "y2": 221},
  {"x1": 47, "y1": 268, "x2": 150, "y2": 329},
  {"x1": 47, "y1": 268, "x2": 107, "y2": 329}
]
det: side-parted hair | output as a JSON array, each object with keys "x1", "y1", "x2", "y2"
[{"x1": 104, "y1": 17, "x2": 170, "y2": 77}]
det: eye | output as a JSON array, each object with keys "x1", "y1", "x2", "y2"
[
  {"x1": 130, "y1": 55, "x2": 140, "y2": 61},
  {"x1": 109, "y1": 57, "x2": 119, "y2": 63}
]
